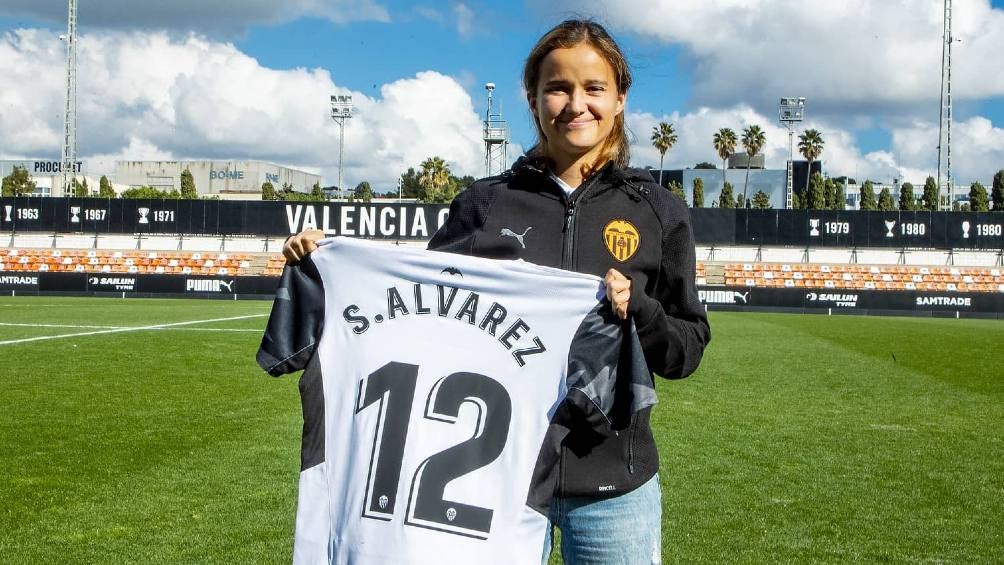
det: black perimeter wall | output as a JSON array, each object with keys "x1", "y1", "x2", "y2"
[{"x1": 2, "y1": 197, "x2": 1003, "y2": 250}]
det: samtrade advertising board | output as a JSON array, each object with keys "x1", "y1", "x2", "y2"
[{"x1": 0, "y1": 273, "x2": 40, "y2": 291}]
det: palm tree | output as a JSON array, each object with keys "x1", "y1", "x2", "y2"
[
  {"x1": 420, "y1": 156, "x2": 450, "y2": 189},
  {"x1": 419, "y1": 156, "x2": 452, "y2": 202},
  {"x1": 650, "y1": 122, "x2": 678, "y2": 187},
  {"x1": 798, "y1": 129, "x2": 824, "y2": 201},
  {"x1": 740, "y1": 124, "x2": 766, "y2": 204},
  {"x1": 712, "y1": 128, "x2": 737, "y2": 199}
]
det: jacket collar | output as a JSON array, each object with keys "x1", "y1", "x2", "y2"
[{"x1": 510, "y1": 155, "x2": 655, "y2": 187}]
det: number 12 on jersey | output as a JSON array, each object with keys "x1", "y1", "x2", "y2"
[{"x1": 356, "y1": 361, "x2": 513, "y2": 539}]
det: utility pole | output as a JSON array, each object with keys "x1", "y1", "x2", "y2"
[
  {"x1": 779, "y1": 97, "x2": 805, "y2": 209},
  {"x1": 330, "y1": 95, "x2": 353, "y2": 199},
  {"x1": 936, "y1": 0, "x2": 955, "y2": 210},
  {"x1": 60, "y1": 0, "x2": 79, "y2": 197},
  {"x1": 483, "y1": 83, "x2": 509, "y2": 177}
]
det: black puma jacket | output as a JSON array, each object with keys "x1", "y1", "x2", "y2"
[{"x1": 428, "y1": 157, "x2": 711, "y2": 499}]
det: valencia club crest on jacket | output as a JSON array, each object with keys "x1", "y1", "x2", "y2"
[{"x1": 603, "y1": 219, "x2": 639, "y2": 262}]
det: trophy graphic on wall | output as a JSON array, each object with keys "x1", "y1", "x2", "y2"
[{"x1": 884, "y1": 220, "x2": 896, "y2": 238}]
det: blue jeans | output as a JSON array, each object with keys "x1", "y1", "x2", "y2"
[{"x1": 542, "y1": 474, "x2": 662, "y2": 565}]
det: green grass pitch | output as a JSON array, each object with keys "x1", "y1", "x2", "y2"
[{"x1": 1, "y1": 296, "x2": 1001, "y2": 563}]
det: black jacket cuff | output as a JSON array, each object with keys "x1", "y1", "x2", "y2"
[{"x1": 628, "y1": 291, "x2": 661, "y2": 326}]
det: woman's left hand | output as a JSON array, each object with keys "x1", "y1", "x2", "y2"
[{"x1": 604, "y1": 268, "x2": 631, "y2": 320}]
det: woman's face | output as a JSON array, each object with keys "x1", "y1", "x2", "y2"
[{"x1": 530, "y1": 43, "x2": 626, "y2": 166}]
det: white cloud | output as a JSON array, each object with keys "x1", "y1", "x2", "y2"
[
  {"x1": 413, "y1": 6, "x2": 445, "y2": 23},
  {"x1": 0, "y1": 29, "x2": 66, "y2": 155},
  {"x1": 0, "y1": 0, "x2": 389, "y2": 32},
  {"x1": 454, "y1": 3, "x2": 476, "y2": 38},
  {"x1": 532, "y1": 0, "x2": 1004, "y2": 121},
  {"x1": 409, "y1": 3, "x2": 477, "y2": 39},
  {"x1": 890, "y1": 117, "x2": 1004, "y2": 186},
  {"x1": 0, "y1": 29, "x2": 487, "y2": 190},
  {"x1": 4, "y1": 24, "x2": 996, "y2": 195}
]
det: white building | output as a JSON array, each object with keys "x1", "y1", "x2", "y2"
[{"x1": 114, "y1": 160, "x2": 321, "y2": 199}]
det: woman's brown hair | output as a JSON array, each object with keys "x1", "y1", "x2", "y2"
[{"x1": 523, "y1": 19, "x2": 633, "y2": 173}]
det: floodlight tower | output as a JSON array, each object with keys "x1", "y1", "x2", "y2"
[
  {"x1": 330, "y1": 94, "x2": 353, "y2": 199},
  {"x1": 779, "y1": 97, "x2": 805, "y2": 209},
  {"x1": 936, "y1": 0, "x2": 955, "y2": 210},
  {"x1": 483, "y1": 83, "x2": 509, "y2": 177},
  {"x1": 59, "y1": 0, "x2": 79, "y2": 197}
]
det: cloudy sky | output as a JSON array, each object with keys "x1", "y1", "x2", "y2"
[{"x1": 1, "y1": 0, "x2": 1002, "y2": 191}]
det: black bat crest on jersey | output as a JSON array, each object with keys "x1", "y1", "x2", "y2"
[{"x1": 441, "y1": 267, "x2": 463, "y2": 277}]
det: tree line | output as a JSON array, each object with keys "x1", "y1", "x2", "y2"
[
  {"x1": 1, "y1": 167, "x2": 205, "y2": 199},
  {"x1": 650, "y1": 120, "x2": 1004, "y2": 211},
  {"x1": 6, "y1": 153, "x2": 1004, "y2": 212},
  {"x1": 277, "y1": 157, "x2": 476, "y2": 204}
]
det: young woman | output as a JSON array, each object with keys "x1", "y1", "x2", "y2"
[{"x1": 284, "y1": 19, "x2": 710, "y2": 564}]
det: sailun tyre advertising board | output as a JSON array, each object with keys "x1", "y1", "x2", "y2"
[
  {"x1": 0, "y1": 272, "x2": 279, "y2": 296},
  {"x1": 2, "y1": 197, "x2": 1004, "y2": 249}
]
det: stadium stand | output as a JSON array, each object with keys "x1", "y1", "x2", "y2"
[
  {"x1": 721, "y1": 262, "x2": 1004, "y2": 293},
  {"x1": 0, "y1": 248, "x2": 255, "y2": 276}
]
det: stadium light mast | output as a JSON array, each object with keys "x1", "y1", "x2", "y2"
[
  {"x1": 483, "y1": 83, "x2": 510, "y2": 177},
  {"x1": 59, "y1": 0, "x2": 79, "y2": 197},
  {"x1": 779, "y1": 97, "x2": 805, "y2": 209},
  {"x1": 330, "y1": 94, "x2": 353, "y2": 199},
  {"x1": 936, "y1": 0, "x2": 955, "y2": 210}
]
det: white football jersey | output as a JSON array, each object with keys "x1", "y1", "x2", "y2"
[{"x1": 257, "y1": 237, "x2": 655, "y2": 565}]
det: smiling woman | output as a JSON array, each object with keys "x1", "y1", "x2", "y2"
[
  {"x1": 524, "y1": 27, "x2": 630, "y2": 188},
  {"x1": 400, "y1": 19, "x2": 709, "y2": 565},
  {"x1": 282, "y1": 18, "x2": 711, "y2": 565}
]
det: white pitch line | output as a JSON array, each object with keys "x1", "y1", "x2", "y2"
[
  {"x1": 0, "y1": 322, "x2": 129, "y2": 329},
  {"x1": 0, "y1": 314, "x2": 267, "y2": 346},
  {"x1": 148, "y1": 327, "x2": 263, "y2": 333},
  {"x1": 0, "y1": 323, "x2": 263, "y2": 333}
]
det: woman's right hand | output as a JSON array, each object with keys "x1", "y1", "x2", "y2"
[{"x1": 282, "y1": 229, "x2": 324, "y2": 264}]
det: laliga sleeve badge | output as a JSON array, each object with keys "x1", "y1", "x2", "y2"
[{"x1": 603, "y1": 219, "x2": 639, "y2": 262}]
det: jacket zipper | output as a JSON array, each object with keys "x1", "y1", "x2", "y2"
[
  {"x1": 628, "y1": 419, "x2": 637, "y2": 474},
  {"x1": 560, "y1": 174, "x2": 604, "y2": 270},
  {"x1": 561, "y1": 201, "x2": 576, "y2": 270}
]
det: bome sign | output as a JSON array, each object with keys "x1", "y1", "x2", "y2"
[{"x1": 210, "y1": 169, "x2": 245, "y2": 180}]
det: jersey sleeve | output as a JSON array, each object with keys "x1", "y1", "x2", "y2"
[
  {"x1": 256, "y1": 256, "x2": 325, "y2": 376},
  {"x1": 564, "y1": 303, "x2": 657, "y2": 431}
]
